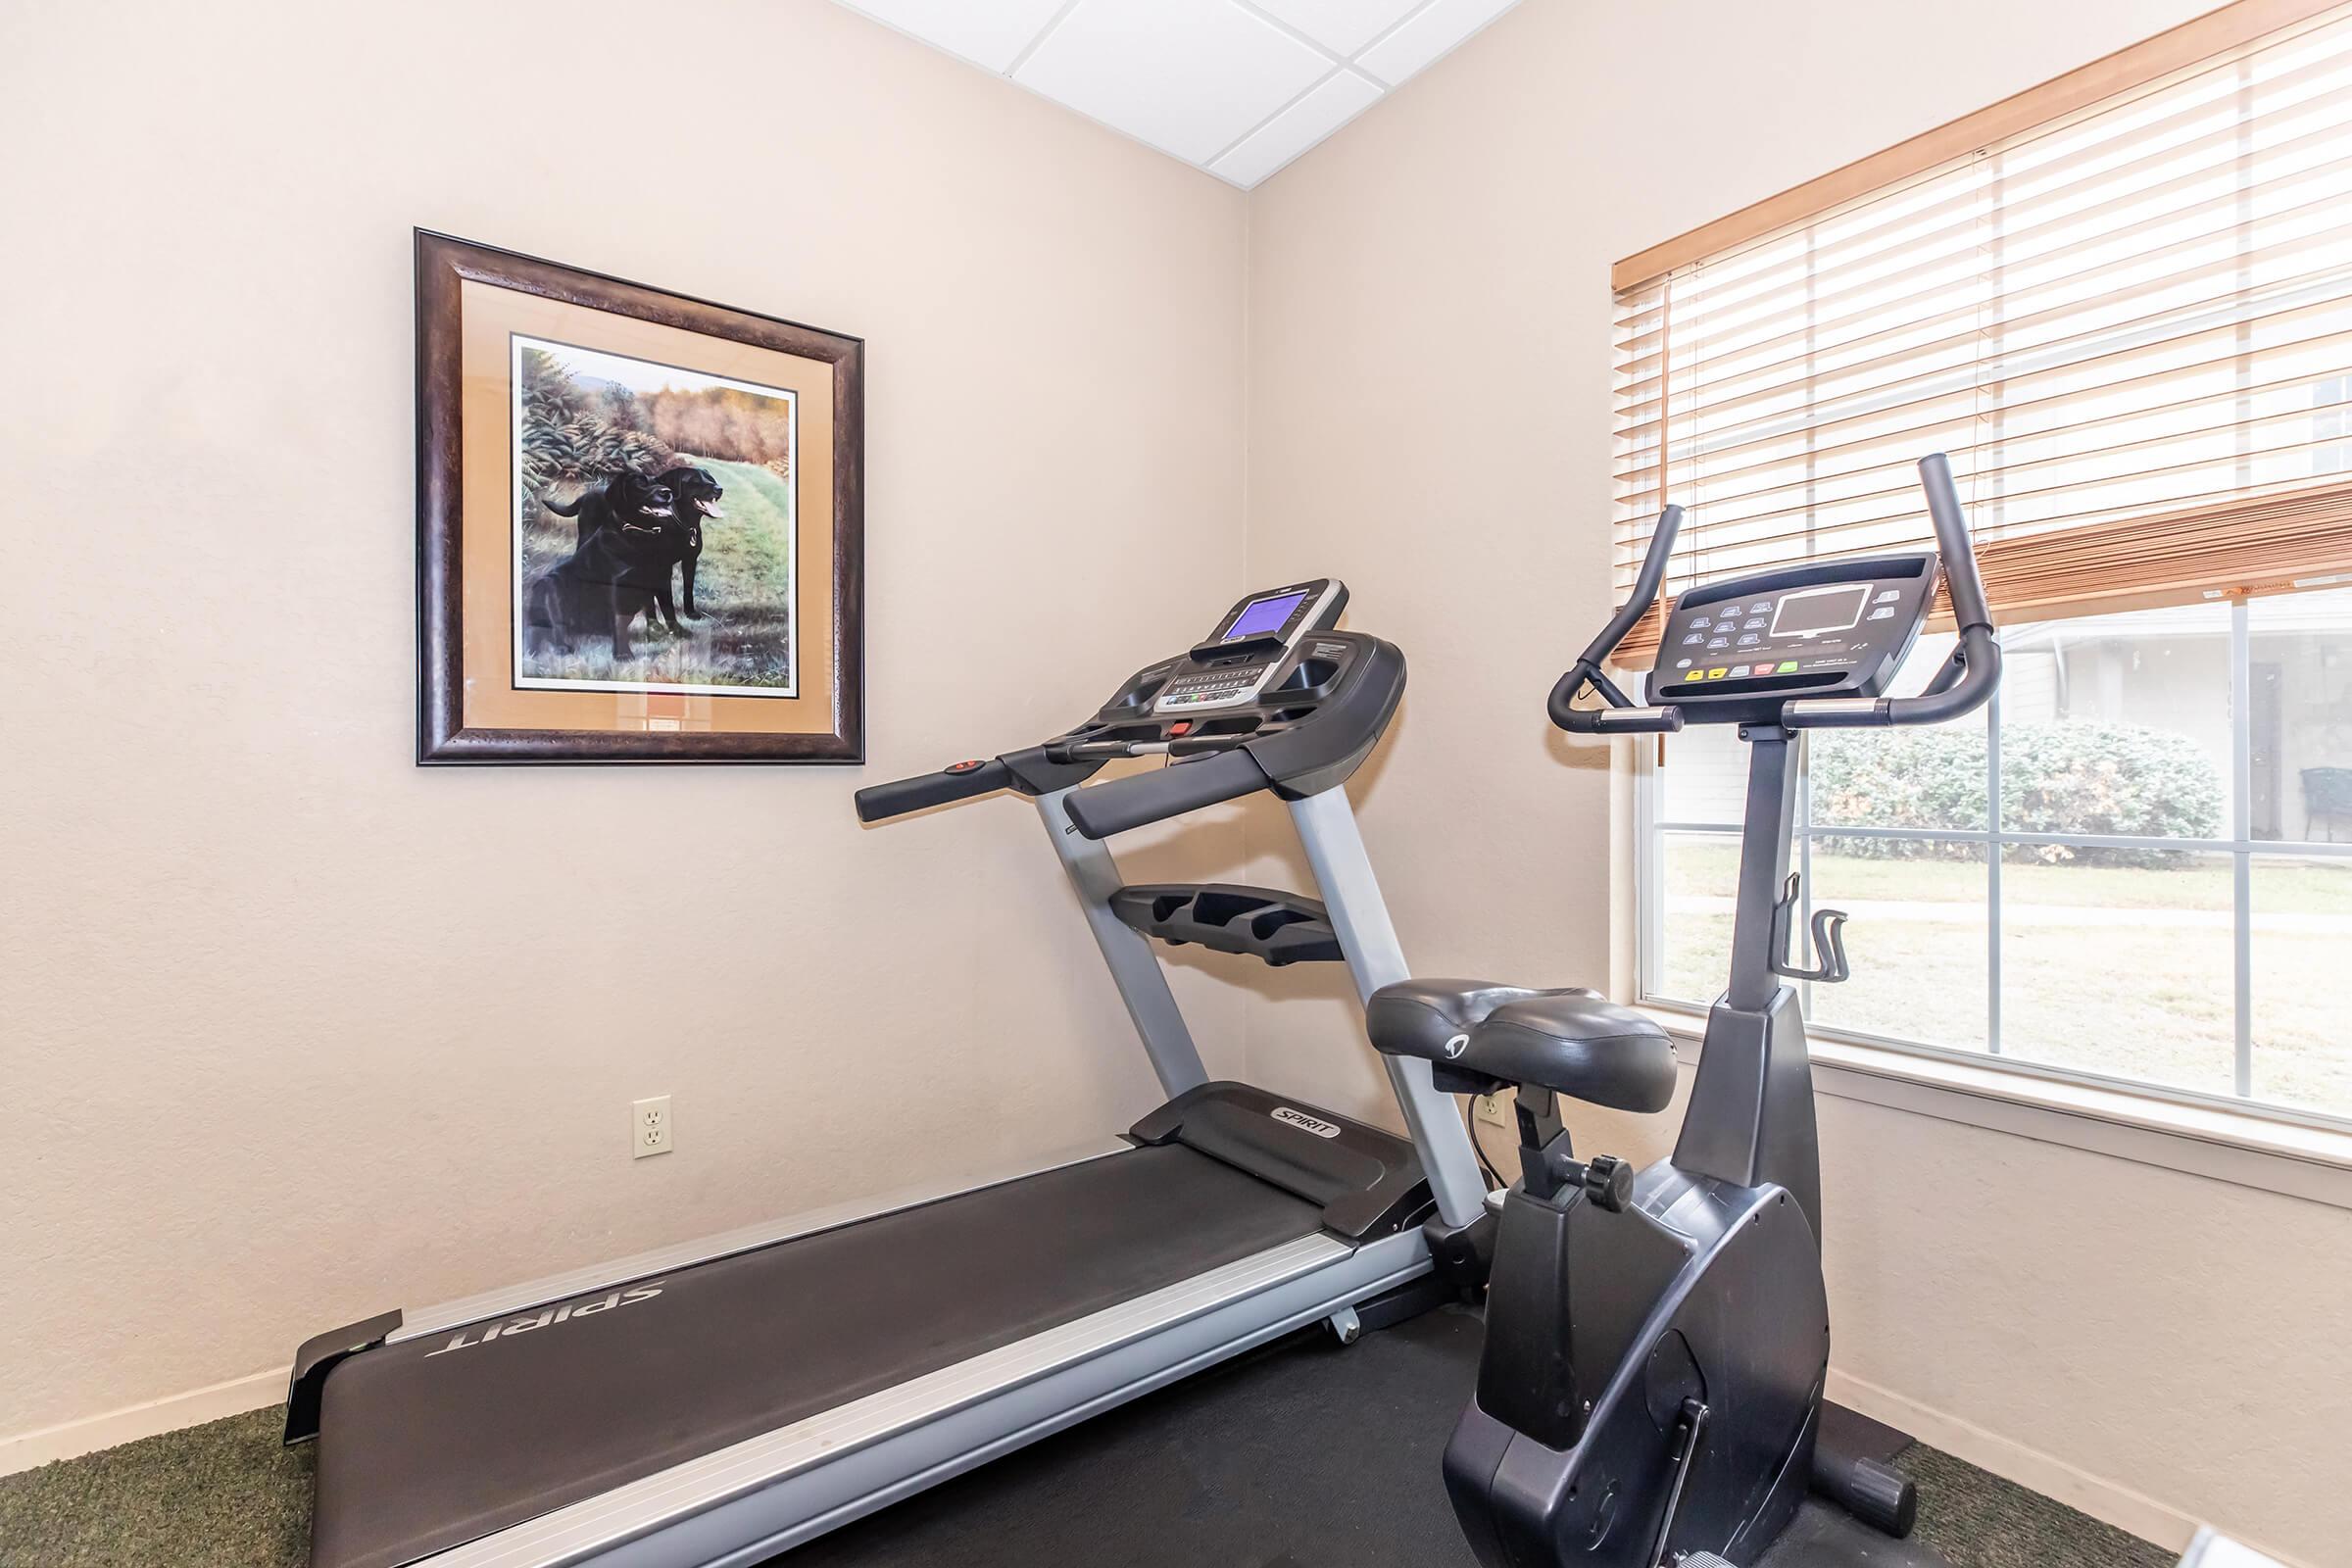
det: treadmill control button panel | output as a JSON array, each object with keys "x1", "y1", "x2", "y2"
[{"x1": 1158, "y1": 664, "x2": 1273, "y2": 708}]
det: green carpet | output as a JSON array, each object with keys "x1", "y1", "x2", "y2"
[
  {"x1": 1900, "y1": 1446, "x2": 2174, "y2": 1568},
  {"x1": 0, "y1": 1404, "x2": 2174, "y2": 1568},
  {"x1": 0, "y1": 1408, "x2": 311, "y2": 1567}
]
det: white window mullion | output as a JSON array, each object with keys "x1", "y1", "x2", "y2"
[
  {"x1": 2231, "y1": 597, "x2": 2256, "y2": 1099},
  {"x1": 1638, "y1": 745, "x2": 1666, "y2": 1003},
  {"x1": 1987, "y1": 678, "x2": 2005, "y2": 1057}
]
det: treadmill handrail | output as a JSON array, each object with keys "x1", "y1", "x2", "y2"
[
  {"x1": 1062, "y1": 748, "x2": 1273, "y2": 840},
  {"x1": 854, "y1": 757, "x2": 1015, "y2": 822}
]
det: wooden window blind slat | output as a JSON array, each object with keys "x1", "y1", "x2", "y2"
[
  {"x1": 1617, "y1": 313, "x2": 2352, "y2": 476},
  {"x1": 1617, "y1": 213, "x2": 2352, "y2": 416},
  {"x1": 1611, "y1": 0, "x2": 2352, "y2": 666},
  {"x1": 1657, "y1": 49, "x2": 2352, "y2": 339},
  {"x1": 1615, "y1": 482, "x2": 2352, "y2": 661},
  {"x1": 1614, "y1": 342, "x2": 2352, "y2": 493},
  {"x1": 1648, "y1": 124, "x2": 2352, "y2": 366},
  {"x1": 1612, "y1": 0, "x2": 2352, "y2": 291},
  {"x1": 1628, "y1": 265, "x2": 2352, "y2": 448},
  {"x1": 1615, "y1": 168, "x2": 2352, "y2": 397},
  {"x1": 1657, "y1": 34, "x2": 2352, "y2": 331}
]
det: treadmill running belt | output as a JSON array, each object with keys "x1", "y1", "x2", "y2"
[{"x1": 310, "y1": 1145, "x2": 1326, "y2": 1568}]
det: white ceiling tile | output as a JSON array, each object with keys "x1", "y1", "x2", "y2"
[
  {"x1": 1014, "y1": 0, "x2": 1332, "y2": 165},
  {"x1": 834, "y1": 0, "x2": 1072, "y2": 74},
  {"x1": 1243, "y1": 0, "x2": 1422, "y2": 58},
  {"x1": 1210, "y1": 70, "x2": 1382, "y2": 187},
  {"x1": 1355, "y1": 0, "x2": 1518, "y2": 87}
]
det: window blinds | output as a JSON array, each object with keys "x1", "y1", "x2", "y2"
[{"x1": 1611, "y1": 2, "x2": 2352, "y2": 664}]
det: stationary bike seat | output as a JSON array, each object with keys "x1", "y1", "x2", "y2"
[{"x1": 1368, "y1": 978, "x2": 1677, "y2": 1112}]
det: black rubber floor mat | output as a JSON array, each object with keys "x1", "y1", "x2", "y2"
[{"x1": 788, "y1": 1302, "x2": 1486, "y2": 1568}]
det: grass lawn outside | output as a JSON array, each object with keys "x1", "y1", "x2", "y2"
[{"x1": 1655, "y1": 841, "x2": 2352, "y2": 1118}]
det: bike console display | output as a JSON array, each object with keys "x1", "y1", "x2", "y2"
[
  {"x1": 854, "y1": 578, "x2": 1403, "y2": 839},
  {"x1": 1648, "y1": 554, "x2": 1934, "y2": 720},
  {"x1": 1551, "y1": 454, "x2": 1999, "y2": 736}
]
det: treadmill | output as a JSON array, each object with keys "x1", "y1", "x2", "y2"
[{"x1": 286, "y1": 578, "x2": 1494, "y2": 1568}]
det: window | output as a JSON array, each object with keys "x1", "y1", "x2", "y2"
[
  {"x1": 1642, "y1": 591, "x2": 2352, "y2": 1123},
  {"x1": 1620, "y1": 1, "x2": 2352, "y2": 1127}
]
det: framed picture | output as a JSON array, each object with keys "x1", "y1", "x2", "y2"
[{"x1": 416, "y1": 231, "x2": 863, "y2": 762}]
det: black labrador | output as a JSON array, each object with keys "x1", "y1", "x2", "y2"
[
  {"x1": 541, "y1": 469, "x2": 676, "y2": 552},
  {"x1": 599, "y1": 466, "x2": 726, "y2": 637},
  {"x1": 652, "y1": 466, "x2": 725, "y2": 622},
  {"x1": 524, "y1": 473, "x2": 676, "y2": 662}
]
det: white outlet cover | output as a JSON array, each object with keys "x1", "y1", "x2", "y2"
[{"x1": 633, "y1": 1096, "x2": 672, "y2": 1158}]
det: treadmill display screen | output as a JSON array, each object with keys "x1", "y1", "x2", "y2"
[
  {"x1": 1769, "y1": 583, "x2": 1872, "y2": 639},
  {"x1": 1226, "y1": 590, "x2": 1308, "y2": 641}
]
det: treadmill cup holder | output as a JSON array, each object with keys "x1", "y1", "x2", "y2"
[
  {"x1": 1273, "y1": 657, "x2": 1344, "y2": 700},
  {"x1": 1109, "y1": 883, "x2": 1345, "y2": 966}
]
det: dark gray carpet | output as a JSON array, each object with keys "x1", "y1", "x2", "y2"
[{"x1": 0, "y1": 1308, "x2": 2172, "y2": 1568}]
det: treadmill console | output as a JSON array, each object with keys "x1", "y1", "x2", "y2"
[
  {"x1": 1027, "y1": 576, "x2": 1399, "y2": 800},
  {"x1": 1153, "y1": 579, "x2": 1348, "y2": 713},
  {"x1": 853, "y1": 576, "x2": 1404, "y2": 829},
  {"x1": 1648, "y1": 554, "x2": 1936, "y2": 721}
]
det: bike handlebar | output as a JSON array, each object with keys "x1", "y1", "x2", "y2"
[
  {"x1": 1922, "y1": 451, "x2": 1993, "y2": 632},
  {"x1": 1575, "y1": 504, "x2": 1683, "y2": 670},
  {"x1": 1554, "y1": 454, "x2": 1999, "y2": 735},
  {"x1": 1549, "y1": 503, "x2": 1682, "y2": 735},
  {"x1": 1782, "y1": 453, "x2": 2000, "y2": 730}
]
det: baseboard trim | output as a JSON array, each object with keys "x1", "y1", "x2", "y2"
[
  {"x1": 1828, "y1": 1367, "x2": 2316, "y2": 1568},
  {"x1": 0, "y1": 1368, "x2": 285, "y2": 1477}
]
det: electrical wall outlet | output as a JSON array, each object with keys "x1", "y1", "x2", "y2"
[
  {"x1": 1475, "y1": 1092, "x2": 1511, "y2": 1130},
  {"x1": 633, "y1": 1096, "x2": 672, "y2": 1158}
]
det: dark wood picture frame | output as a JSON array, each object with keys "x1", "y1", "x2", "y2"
[{"x1": 416, "y1": 230, "x2": 864, "y2": 762}]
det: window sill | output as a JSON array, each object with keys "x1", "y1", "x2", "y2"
[{"x1": 1635, "y1": 1003, "x2": 2352, "y2": 1212}]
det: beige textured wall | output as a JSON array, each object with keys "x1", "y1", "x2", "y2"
[
  {"x1": 9, "y1": 1, "x2": 2350, "y2": 1558},
  {"x1": 0, "y1": 0, "x2": 1250, "y2": 1443},
  {"x1": 1241, "y1": 1, "x2": 2349, "y2": 1562}
]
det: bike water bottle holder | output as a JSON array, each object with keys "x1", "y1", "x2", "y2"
[{"x1": 1769, "y1": 873, "x2": 1851, "y2": 984}]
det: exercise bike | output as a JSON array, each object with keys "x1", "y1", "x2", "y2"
[{"x1": 1367, "y1": 453, "x2": 2000, "y2": 1566}]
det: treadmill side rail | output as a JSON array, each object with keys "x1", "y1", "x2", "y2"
[
  {"x1": 397, "y1": 1230, "x2": 1430, "y2": 1568},
  {"x1": 285, "y1": 1309, "x2": 402, "y2": 1445},
  {"x1": 308, "y1": 1145, "x2": 1344, "y2": 1568}
]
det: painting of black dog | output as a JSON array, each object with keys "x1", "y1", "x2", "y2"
[{"x1": 514, "y1": 337, "x2": 793, "y2": 696}]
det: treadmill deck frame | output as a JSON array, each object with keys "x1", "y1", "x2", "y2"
[{"x1": 421, "y1": 1227, "x2": 1430, "y2": 1568}]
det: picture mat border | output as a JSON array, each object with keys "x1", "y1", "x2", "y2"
[{"x1": 456, "y1": 286, "x2": 836, "y2": 737}]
